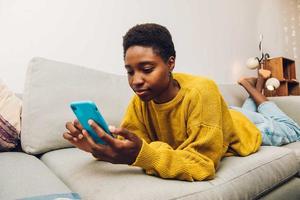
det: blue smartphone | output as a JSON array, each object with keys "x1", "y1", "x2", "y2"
[{"x1": 70, "y1": 101, "x2": 113, "y2": 145}]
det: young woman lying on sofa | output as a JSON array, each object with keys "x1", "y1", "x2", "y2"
[{"x1": 63, "y1": 23, "x2": 300, "y2": 181}]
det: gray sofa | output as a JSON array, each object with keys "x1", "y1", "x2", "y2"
[{"x1": 1, "y1": 57, "x2": 299, "y2": 200}]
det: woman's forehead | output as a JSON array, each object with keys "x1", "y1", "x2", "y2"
[{"x1": 125, "y1": 46, "x2": 162, "y2": 64}]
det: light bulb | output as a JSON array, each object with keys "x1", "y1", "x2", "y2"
[
  {"x1": 266, "y1": 85, "x2": 274, "y2": 91},
  {"x1": 246, "y1": 57, "x2": 260, "y2": 69},
  {"x1": 265, "y1": 78, "x2": 280, "y2": 91}
]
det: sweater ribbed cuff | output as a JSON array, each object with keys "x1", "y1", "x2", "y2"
[{"x1": 131, "y1": 139, "x2": 157, "y2": 169}]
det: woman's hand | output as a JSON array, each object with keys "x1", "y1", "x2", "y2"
[
  {"x1": 63, "y1": 119, "x2": 142, "y2": 165},
  {"x1": 63, "y1": 119, "x2": 93, "y2": 153},
  {"x1": 83, "y1": 120, "x2": 142, "y2": 165}
]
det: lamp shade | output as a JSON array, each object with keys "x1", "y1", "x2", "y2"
[
  {"x1": 246, "y1": 57, "x2": 260, "y2": 69},
  {"x1": 265, "y1": 78, "x2": 280, "y2": 91}
]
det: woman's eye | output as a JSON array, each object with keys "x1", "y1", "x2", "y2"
[
  {"x1": 143, "y1": 67, "x2": 153, "y2": 73},
  {"x1": 127, "y1": 70, "x2": 134, "y2": 75}
]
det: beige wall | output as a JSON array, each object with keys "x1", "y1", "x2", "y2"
[
  {"x1": 0, "y1": 0, "x2": 299, "y2": 92},
  {"x1": 257, "y1": 0, "x2": 300, "y2": 79}
]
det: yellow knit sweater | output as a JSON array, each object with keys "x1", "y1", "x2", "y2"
[{"x1": 121, "y1": 73, "x2": 262, "y2": 181}]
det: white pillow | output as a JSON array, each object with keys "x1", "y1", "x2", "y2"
[
  {"x1": 21, "y1": 57, "x2": 132, "y2": 154},
  {"x1": 0, "y1": 80, "x2": 22, "y2": 151}
]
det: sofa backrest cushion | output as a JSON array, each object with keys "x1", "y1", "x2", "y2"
[
  {"x1": 218, "y1": 84, "x2": 248, "y2": 107},
  {"x1": 21, "y1": 57, "x2": 132, "y2": 154}
]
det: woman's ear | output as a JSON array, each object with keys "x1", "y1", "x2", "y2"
[{"x1": 167, "y1": 56, "x2": 176, "y2": 71}]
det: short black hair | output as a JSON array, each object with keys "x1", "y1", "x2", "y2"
[{"x1": 123, "y1": 23, "x2": 176, "y2": 62}]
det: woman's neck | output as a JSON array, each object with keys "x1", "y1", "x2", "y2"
[{"x1": 153, "y1": 79, "x2": 180, "y2": 104}]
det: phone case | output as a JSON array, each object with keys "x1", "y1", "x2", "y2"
[{"x1": 70, "y1": 101, "x2": 112, "y2": 144}]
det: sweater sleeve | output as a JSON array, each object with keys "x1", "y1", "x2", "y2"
[
  {"x1": 122, "y1": 81, "x2": 226, "y2": 181},
  {"x1": 132, "y1": 124, "x2": 223, "y2": 181}
]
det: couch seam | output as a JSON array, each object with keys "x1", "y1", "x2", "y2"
[
  {"x1": 253, "y1": 172, "x2": 297, "y2": 200},
  {"x1": 169, "y1": 151, "x2": 297, "y2": 200},
  {"x1": 253, "y1": 150, "x2": 299, "y2": 199},
  {"x1": 20, "y1": 60, "x2": 34, "y2": 149}
]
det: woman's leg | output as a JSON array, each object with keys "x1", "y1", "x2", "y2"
[
  {"x1": 257, "y1": 102, "x2": 300, "y2": 146},
  {"x1": 255, "y1": 69, "x2": 270, "y2": 93},
  {"x1": 230, "y1": 76, "x2": 266, "y2": 128},
  {"x1": 238, "y1": 69, "x2": 300, "y2": 145},
  {"x1": 241, "y1": 98, "x2": 257, "y2": 112},
  {"x1": 238, "y1": 69, "x2": 271, "y2": 107}
]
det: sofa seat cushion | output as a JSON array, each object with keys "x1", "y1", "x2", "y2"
[
  {"x1": 0, "y1": 152, "x2": 80, "y2": 199},
  {"x1": 282, "y1": 141, "x2": 300, "y2": 161},
  {"x1": 282, "y1": 141, "x2": 300, "y2": 176},
  {"x1": 41, "y1": 146, "x2": 299, "y2": 200}
]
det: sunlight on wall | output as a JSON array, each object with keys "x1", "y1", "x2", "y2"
[
  {"x1": 257, "y1": 0, "x2": 300, "y2": 80},
  {"x1": 232, "y1": 61, "x2": 243, "y2": 82},
  {"x1": 282, "y1": 0, "x2": 300, "y2": 80},
  {"x1": 283, "y1": 0, "x2": 299, "y2": 60}
]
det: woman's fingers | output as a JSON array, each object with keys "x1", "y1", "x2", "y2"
[
  {"x1": 82, "y1": 129, "x2": 105, "y2": 151},
  {"x1": 74, "y1": 119, "x2": 84, "y2": 130},
  {"x1": 63, "y1": 132, "x2": 78, "y2": 142},
  {"x1": 65, "y1": 121, "x2": 83, "y2": 139},
  {"x1": 88, "y1": 120, "x2": 117, "y2": 148},
  {"x1": 63, "y1": 132, "x2": 73, "y2": 140},
  {"x1": 112, "y1": 127, "x2": 139, "y2": 142}
]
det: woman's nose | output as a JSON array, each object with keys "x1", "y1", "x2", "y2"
[{"x1": 132, "y1": 73, "x2": 144, "y2": 86}]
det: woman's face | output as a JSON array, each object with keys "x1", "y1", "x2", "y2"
[{"x1": 124, "y1": 46, "x2": 175, "y2": 103}]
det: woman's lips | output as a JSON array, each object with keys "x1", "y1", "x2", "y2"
[{"x1": 135, "y1": 90, "x2": 149, "y2": 96}]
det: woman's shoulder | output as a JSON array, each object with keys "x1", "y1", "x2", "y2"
[{"x1": 173, "y1": 72, "x2": 219, "y2": 94}]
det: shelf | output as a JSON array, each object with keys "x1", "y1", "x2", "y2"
[{"x1": 263, "y1": 57, "x2": 300, "y2": 97}]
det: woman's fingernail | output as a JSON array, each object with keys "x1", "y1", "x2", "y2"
[
  {"x1": 88, "y1": 119, "x2": 93, "y2": 125},
  {"x1": 109, "y1": 125, "x2": 116, "y2": 132}
]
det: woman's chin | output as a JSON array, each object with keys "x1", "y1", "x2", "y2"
[
  {"x1": 136, "y1": 93, "x2": 152, "y2": 102},
  {"x1": 138, "y1": 96, "x2": 152, "y2": 102}
]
